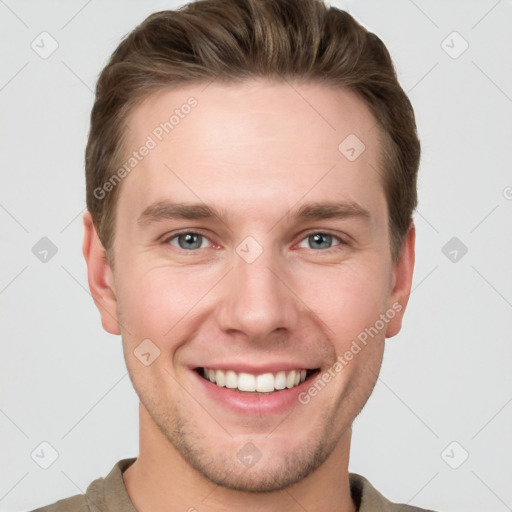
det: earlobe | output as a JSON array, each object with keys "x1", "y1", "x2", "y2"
[
  {"x1": 385, "y1": 224, "x2": 416, "y2": 339},
  {"x1": 82, "y1": 211, "x2": 121, "y2": 335}
]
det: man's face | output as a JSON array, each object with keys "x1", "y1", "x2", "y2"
[{"x1": 88, "y1": 80, "x2": 413, "y2": 491}]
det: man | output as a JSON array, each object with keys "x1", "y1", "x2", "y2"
[{"x1": 33, "y1": 0, "x2": 435, "y2": 510}]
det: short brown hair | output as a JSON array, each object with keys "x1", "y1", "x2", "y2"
[{"x1": 85, "y1": 0, "x2": 420, "y2": 261}]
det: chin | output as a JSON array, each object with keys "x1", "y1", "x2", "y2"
[
  {"x1": 184, "y1": 440, "x2": 331, "y2": 493},
  {"x1": 159, "y1": 414, "x2": 335, "y2": 493}
]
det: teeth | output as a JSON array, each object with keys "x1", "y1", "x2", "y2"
[
  {"x1": 238, "y1": 372, "x2": 256, "y2": 391},
  {"x1": 275, "y1": 371, "x2": 286, "y2": 390},
  {"x1": 215, "y1": 369, "x2": 225, "y2": 387},
  {"x1": 201, "y1": 367, "x2": 309, "y2": 392},
  {"x1": 256, "y1": 373, "x2": 275, "y2": 392},
  {"x1": 286, "y1": 370, "x2": 296, "y2": 389},
  {"x1": 225, "y1": 370, "x2": 238, "y2": 389}
]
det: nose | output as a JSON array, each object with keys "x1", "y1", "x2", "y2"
[{"x1": 215, "y1": 242, "x2": 300, "y2": 344}]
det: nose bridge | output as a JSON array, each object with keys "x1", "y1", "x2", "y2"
[{"x1": 217, "y1": 237, "x2": 298, "y2": 340}]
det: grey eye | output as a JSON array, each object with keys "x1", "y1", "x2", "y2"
[
  {"x1": 309, "y1": 233, "x2": 332, "y2": 249},
  {"x1": 170, "y1": 233, "x2": 209, "y2": 250},
  {"x1": 298, "y1": 233, "x2": 340, "y2": 250}
]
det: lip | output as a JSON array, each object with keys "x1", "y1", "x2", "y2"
[{"x1": 192, "y1": 367, "x2": 320, "y2": 416}]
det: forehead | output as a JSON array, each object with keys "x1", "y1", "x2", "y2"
[
  {"x1": 127, "y1": 79, "x2": 378, "y2": 157},
  {"x1": 118, "y1": 80, "x2": 385, "y2": 225}
]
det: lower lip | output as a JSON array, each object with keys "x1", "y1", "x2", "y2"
[{"x1": 193, "y1": 370, "x2": 319, "y2": 416}]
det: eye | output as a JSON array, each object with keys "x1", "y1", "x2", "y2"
[
  {"x1": 165, "y1": 232, "x2": 212, "y2": 250},
  {"x1": 162, "y1": 231, "x2": 345, "y2": 252},
  {"x1": 297, "y1": 232, "x2": 343, "y2": 251}
]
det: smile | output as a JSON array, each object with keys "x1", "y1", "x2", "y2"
[{"x1": 197, "y1": 367, "x2": 318, "y2": 393}]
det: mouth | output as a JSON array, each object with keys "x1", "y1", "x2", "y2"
[{"x1": 195, "y1": 367, "x2": 320, "y2": 394}]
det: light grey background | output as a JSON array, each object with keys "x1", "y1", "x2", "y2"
[{"x1": 1, "y1": 1, "x2": 511, "y2": 511}]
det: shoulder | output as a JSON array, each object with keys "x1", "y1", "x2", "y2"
[
  {"x1": 29, "y1": 493, "x2": 90, "y2": 512},
  {"x1": 29, "y1": 458, "x2": 137, "y2": 512},
  {"x1": 349, "y1": 473, "x2": 439, "y2": 512}
]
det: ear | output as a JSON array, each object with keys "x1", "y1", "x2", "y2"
[
  {"x1": 82, "y1": 211, "x2": 121, "y2": 335},
  {"x1": 385, "y1": 223, "x2": 415, "y2": 338}
]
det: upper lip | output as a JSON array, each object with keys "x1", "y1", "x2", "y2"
[{"x1": 192, "y1": 363, "x2": 319, "y2": 374}]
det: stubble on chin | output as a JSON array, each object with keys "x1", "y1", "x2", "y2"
[{"x1": 138, "y1": 387, "x2": 341, "y2": 493}]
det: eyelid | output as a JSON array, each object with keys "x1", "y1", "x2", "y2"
[
  {"x1": 161, "y1": 229, "x2": 216, "y2": 248},
  {"x1": 300, "y1": 229, "x2": 345, "y2": 240},
  {"x1": 295, "y1": 230, "x2": 347, "y2": 249}
]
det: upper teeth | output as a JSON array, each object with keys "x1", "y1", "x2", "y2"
[{"x1": 202, "y1": 368, "x2": 307, "y2": 392}]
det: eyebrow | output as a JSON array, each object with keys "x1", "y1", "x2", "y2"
[{"x1": 137, "y1": 200, "x2": 370, "y2": 226}]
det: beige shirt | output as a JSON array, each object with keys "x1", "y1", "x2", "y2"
[{"x1": 31, "y1": 458, "x2": 437, "y2": 512}]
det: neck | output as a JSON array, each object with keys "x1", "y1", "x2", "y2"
[{"x1": 123, "y1": 403, "x2": 356, "y2": 512}]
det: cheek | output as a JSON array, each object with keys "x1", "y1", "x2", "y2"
[
  {"x1": 115, "y1": 267, "x2": 189, "y2": 341},
  {"x1": 115, "y1": 250, "x2": 392, "y2": 353},
  {"x1": 309, "y1": 263, "x2": 391, "y2": 346},
  {"x1": 116, "y1": 271, "x2": 190, "y2": 388},
  {"x1": 115, "y1": 263, "x2": 223, "y2": 363}
]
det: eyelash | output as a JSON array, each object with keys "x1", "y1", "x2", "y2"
[{"x1": 161, "y1": 230, "x2": 347, "y2": 253}]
